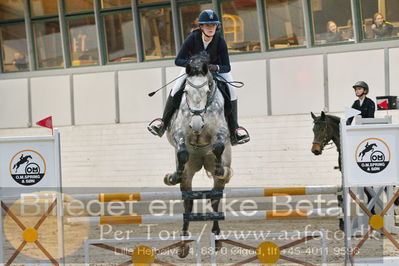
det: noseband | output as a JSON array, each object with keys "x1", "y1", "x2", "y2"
[{"x1": 185, "y1": 78, "x2": 216, "y2": 116}]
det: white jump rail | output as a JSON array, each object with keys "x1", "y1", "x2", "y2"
[
  {"x1": 84, "y1": 234, "x2": 202, "y2": 265},
  {"x1": 210, "y1": 230, "x2": 328, "y2": 266},
  {"x1": 68, "y1": 207, "x2": 342, "y2": 225},
  {"x1": 58, "y1": 185, "x2": 341, "y2": 202}
]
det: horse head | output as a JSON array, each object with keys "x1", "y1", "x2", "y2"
[
  {"x1": 184, "y1": 53, "x2": 215, "y2": 134},
  {"x1": 311, "y1": 111, "x2": 332, "y2": 155}
]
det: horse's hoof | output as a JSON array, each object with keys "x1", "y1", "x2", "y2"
[
  {"x1": 164, "y1": 174, "x2": 174, "y2": 186},
  {"x1": 214, "y1": 168, "x2": 224, "y2": 177},
  {"x1": 177, "y1": 244, "x2": 190, "y2": 258},
  {"x1": 215, "y1": 240, "x2": 222, "y2": 251},
  {"x1": 164, "y1": 173, "x2": 182, "y2": 186}
]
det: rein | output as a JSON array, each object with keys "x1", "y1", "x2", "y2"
[{"x1": 185, "y1": 78, "x2": 217, "y2": 116}]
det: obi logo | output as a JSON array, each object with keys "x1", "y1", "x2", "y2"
[
  {"x1": 9, "y1": 150, "x2": 46, "y2": 186},
  {"x1": 355, "y1": 138, "x2": 390, "y2": 174}
]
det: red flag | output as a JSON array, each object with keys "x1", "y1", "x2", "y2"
[
  {"x1": 36, "y1": 116, "x2": 53, "y2": 134},
  {"x1": 377, "y1": 100, "x2": 389, "y2": 110}
]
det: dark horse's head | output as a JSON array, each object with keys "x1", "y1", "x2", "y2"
[
  {"x1": 185, "y1": 52, "x2": 210, "y2": 77},
  {"x1": 183, "y1": 53, "x2": 214, "y2": 134},
  {"x1": 311, "y1": 111, "x2": 340, "y2": 155}
]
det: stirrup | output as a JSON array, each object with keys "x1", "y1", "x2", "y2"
[
  {"x1": 147, "y1": 118, "x2": 165, "y2": 137},
  {"x1": 231, "y1": 127, "x2": 250, "y2": 145}
]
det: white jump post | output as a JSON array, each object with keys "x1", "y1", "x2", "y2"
[
  {"x1": 0, "y1": 130, "x2": 63, "y2": 265},
  {"x1": 341, "y1": 115, "x2": 399, "y2": 263}
]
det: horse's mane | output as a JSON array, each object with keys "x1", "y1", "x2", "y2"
[{"x1": 325, "y1": 114, "x2": 341, "y2": 124}]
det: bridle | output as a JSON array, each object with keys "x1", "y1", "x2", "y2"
[
  {"x1": 312, "y1": 120, "x2": 331, "y2": 151},
  {"x1": 184, "y1": 77, "x2": 216, "y2": 117}
]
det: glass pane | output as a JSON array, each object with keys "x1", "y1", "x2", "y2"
[
  {"x1": 67, "y1": 16, "x2": 99, "y2": 66},
  {"x1": 0, "y1": 24, "x2": 29, "y2": 72},
  {"x1": 139, "y1": 0, "x2": 165, "y2": 4},
  {"x1": 221, "y1": 0, "x2": 260, "y2": 53},
  {"x1": 102, "y1": 0, "x2": 131, "y2": 8},
  {"x1": 311, "y1": 0, "x2": 353, "y2": 44},
  {"x1": 360, "y1": 0, "x2": 397, "y2": 39},
  {"x1": 140, "y1": 8, "x2": 175, "y2": 60},
  {"x1": 33, "y1": 20, "x2": 64, "y2": 69},
  {"x1": 179, "y1": 2, "x2": 212, "y2": 40},
  {"x1": 0, "y1": 0, "x2": 24, "y2": 20},
  {"x1": 65, "y1": 0, "x2": 93, "y2": 13},
  {"x1": 30, "y1": 0, "x2": 58, "y2": 17},
  {"x1": 265, "y1": 0, "x2": 306, "y2": 49},
  {"x1": 104, "y1": 12, "x2": 136, "y2": 63}
]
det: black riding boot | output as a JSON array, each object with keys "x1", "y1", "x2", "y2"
[
  {"x1": 226, "y1": 100, "x2": 250, "y2": 145},
  {"x1": 148, "y1": 94, "x2": 177, "y2": 137}
]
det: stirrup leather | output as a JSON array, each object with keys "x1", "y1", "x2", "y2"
[
  {"x1": 232, "y1": 127, "x2": 250, "y2": 145},
  {"x1": 147, "y1": 118, "x2": 165, "y2": 137}
]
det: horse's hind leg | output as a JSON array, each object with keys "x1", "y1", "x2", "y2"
[
  {"x1": 211, "y1": 179, "x2": 226, "y2": 251},
  {"x1": 178, "y1": 169, "x2": 196, "y2": 258}
]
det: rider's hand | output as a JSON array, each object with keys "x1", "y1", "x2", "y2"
[{"x1": 208, "y1": 64, "x2": 219, "y2": 72}]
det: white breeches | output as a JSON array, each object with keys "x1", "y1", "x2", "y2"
[{"x1": 170, "y1": 68, "x2": 237, "y2": 101}]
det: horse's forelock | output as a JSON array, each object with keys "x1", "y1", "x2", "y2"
[{"x1": 187, "y1": 53, "x2": 209, "y2": 77}]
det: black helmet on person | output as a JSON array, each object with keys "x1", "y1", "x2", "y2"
[
  {"x1": 352, "y1": 81, "x2": 369, "y2": 93},
  {"x1": 198, "y1": 10, "x2": 220, "y2": 25}
]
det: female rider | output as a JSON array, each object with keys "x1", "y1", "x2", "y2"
[{"x1": 148, "y1": 9, "x2": 250, "y2": 145}]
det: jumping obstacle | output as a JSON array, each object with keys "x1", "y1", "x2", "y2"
[
  {"x1": 0, "y1": 131, "x2": 64, "y2": 265},
  {"x1": 210, "y1": 230, "x2": 327, "y2": 266},
  {"x1": 68, "y1": 185, "x2": 340, "y2": 202},
  {"x1": 84, "y1": 235, "x2": 201, "y2": 265},
  {"x1": 68, "y1": 207, "x2": 342, "y2": 225}
]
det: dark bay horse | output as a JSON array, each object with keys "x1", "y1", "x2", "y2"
[
  {"x1": 310, "y1": 111, "x2": 399, "y2": 227},
  {"x1": 311, "y1": 111, "x2": 341, "y2": 169},
  {"x1": 164, "y1": 54, "x2": 232, "y2": 257},
  {"x1": 311, "y1": 111, "x2": 344, "y2": 229}
]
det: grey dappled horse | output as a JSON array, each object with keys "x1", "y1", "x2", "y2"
[{"x1": 164, "y1": 54, "x2": 232, "y2": 257}]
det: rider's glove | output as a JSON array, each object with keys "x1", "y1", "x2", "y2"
[{"x1": 208, "y1": 64, "x2": 219, "y2": 72}]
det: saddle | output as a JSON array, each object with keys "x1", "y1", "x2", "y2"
[{"x1": 173, "y1": 76, "x2": 232, "y2": 116}]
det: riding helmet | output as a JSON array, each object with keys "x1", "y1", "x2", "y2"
[
  {"x1": 198, "y1": 10, "x2": 220, "y2": 25},
  {"x1": 352, "y1": 81, "x2": 369, "y2": 93}
]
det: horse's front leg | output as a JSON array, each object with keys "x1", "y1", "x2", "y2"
[
  {"x1": 212, "y1": 132, "x2": 230, "y2": 179},
  {"x1": 164, "y1": 136, "x2": 189, "y2": 186}
]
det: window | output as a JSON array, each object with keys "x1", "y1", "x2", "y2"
[
  {"x1": 221, "y1": 0, "x2": 260, "y2": 53},
  {"x1": 67, "y1": 16, "x2": 99, "y2": 66},
  {"x1": 139, "y1": 0, "x2": 167, "y2": 4},
  {"x1": 65, "y1": 0, "x2": 93, "y2": 13},
  {"x1": 140, "y1": 8, "x2": 175, "y2": 60},
  {"x1": 0, "y1": 0, "x2": 24, "y2": 20},
  {"x1": 0, "y1": 24, "x2": 29, "y2": 72},
  {"x1": 101, "y1": 0, "x2": 131, "y2": 9},
  {"x1": 178, "y1": 2, "x2": 212, "y2": 41},
  {"x1": 360, "y1": 0, "x2": 398, "y2": 40},
  {"x1": 30, "y1": 0, "x2": 58, "y2": 17},
  {"x1": 103, "y1": 11, "x2": 136, "y2": 63},
  {"x1": 33, "y1": 20, "x2": 64, "y2": 69},
  {"x1": 310, "y1": 0, "x2": 353, "y2": 45},
  {"x1": 265, "y1": 0, "x2": 306, "y2": 49}
]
